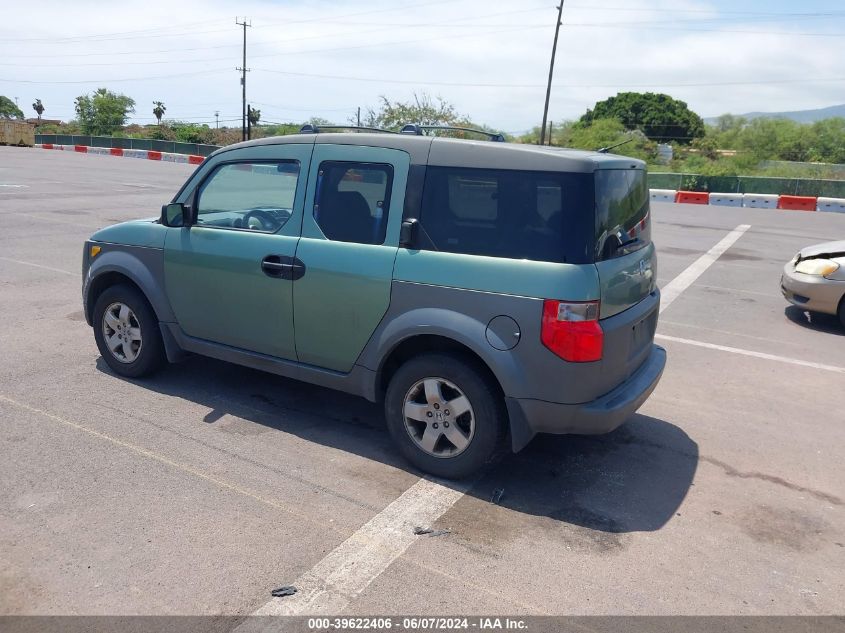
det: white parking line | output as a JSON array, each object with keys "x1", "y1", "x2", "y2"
[
  {"x1": 655, "y1": 334, "x2": 845, "y2": 374},
  {"x1": 659, "y1": 224, "x2": 751, "y2": 314},
  {"x1": 250, "y1": 478, "x2": 470, "y2": 616},
  {"x1": 0, "y1": 256, "x2": 80, "y2": 276},
  {"x1": 243, "y1": 223, "x2": 760, "y2": 618}
]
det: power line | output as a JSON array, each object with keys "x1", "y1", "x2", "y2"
[
  {"x1": 5, "y1": 11, "x2": 842, "y2": 62},
  {"x1": 251, "y1": 68, "x2": 845, "y2": 90},
  {"x1": 0, "y1": 69, "x2": 230, "y2": 84},
  {"x1": 0, "y1": 18, "x2": 231, "y2": 42}
]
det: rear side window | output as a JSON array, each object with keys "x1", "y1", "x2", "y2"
[
  {"x1": 594, "y1": 169, "x2": 651, "y2": 261},
  {"x1": 314, "y1": 161, "x2": 393, "y2": 245},
  {"x1": 419, "y1": 167, "x2": 593, "y2": 264}
]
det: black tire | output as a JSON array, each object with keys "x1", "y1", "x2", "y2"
[
  {"x1": 93, "y1": 284, "x2": 166, "y2": 378},
  {"x1": 384, "y1": 352, "x2": 506, "y2": 479},
  {"x1": 838, "y1": 295, "x2": 845, "y2": 330}
]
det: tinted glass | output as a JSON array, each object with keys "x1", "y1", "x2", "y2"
[
  {"x1": 419, "y1": 167, "x2": 594, "y2": 264},
  {"x1": 594, "y1": 169, "x2": 651, "y2": 261},
  {"x1": 196, "y1": 161, "x2": 299, "y2": 232},
  {"x1": 314, "y1": 161, "x2": 393, "y2": 245}
]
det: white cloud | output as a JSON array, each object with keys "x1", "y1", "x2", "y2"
[{"x1": 0, "y1": 0, "x2": 843, "y2": 131}]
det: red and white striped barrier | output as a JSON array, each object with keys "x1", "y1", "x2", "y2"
[
  {"x1": 35, "y1": 143, "x2": 204, "y2": 165},
  {"x1": 651, "y1": 189, "x2": 845, "y2": 213}
]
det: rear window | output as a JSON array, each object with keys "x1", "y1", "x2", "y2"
[
  {"x1": 594, "y1": 169, "x2": 651, "y2": 261},
  {"x1": 419, "y1": 167, "x2": 594, "y2": 264}
]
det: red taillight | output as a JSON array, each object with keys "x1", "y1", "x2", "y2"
[{"x1": 541, "y1": 300, "x2": 603, "y2": 362}]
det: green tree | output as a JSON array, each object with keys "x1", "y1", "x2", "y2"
[
  {"x1": 74, "y1": 88, "x2": 136, "y2": 135},
  {"x1": 562, "y1": 118, "x2": 656, "y2": 161},
  {"x1": 362, "y1": 93, "x2": 469, "y2": 131},
  {"x1": 807, "y1": 117, "x2": 845, "y2": 164},
  {"x1": 32, "y1": 98, "x2": 45, "y2": 123},
  {"x1": 152, "y1": 101, "x2": 166, "y2": 125},
  {"x1": 734, "y1": 118, "x2": 812, "y2": 162},
  {"x1": 168, "y1": 121, "x2": 214, "y2": 144},
  {"x1": 580, "y1": 92, "x2": 705, "y2": 143},
  {"x1": 0, "y1": 95, "x2": 24, "y2": 119},
  {"x1": 248, "y1": 106, "x2": 260, "y2": 126}
]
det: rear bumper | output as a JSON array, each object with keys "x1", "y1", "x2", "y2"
[{"x1": 506, "y1": 344, "x2": 666, "y2": 451}]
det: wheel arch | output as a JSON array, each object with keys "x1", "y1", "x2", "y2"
[
  {"x1": 377, "y1": 334, "x2": 506, "y2": 405},
  {"x1": 84, "y1": 248, "x2": 175, "y2": 327}
]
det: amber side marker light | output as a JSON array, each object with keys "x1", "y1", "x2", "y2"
[{"x1": 90, "y1": 245, "x2": 101, "y2": 258}]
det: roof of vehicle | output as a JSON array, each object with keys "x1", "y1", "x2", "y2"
[{"x1": 216, "y1": 133, "x2": 645, "y2": 172}]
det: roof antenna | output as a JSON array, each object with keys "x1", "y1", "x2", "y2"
[{"x1": 597, "y1": 137, "x2": 634, "y2": 153}]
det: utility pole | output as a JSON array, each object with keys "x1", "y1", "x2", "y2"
[
  {"x1": 548, "y1": 121, "x2": 554, "y2": 146},
  {"x1": 215, "y1": 111, "x2": 219, "y2": 129},
  {"x1": 539, "y1": 2, "x2": 564, "y2": 145},
  {"x1": 236, "y1": 17, "x2": 251, "y2": 142},
  {"x1": 357, "y1": 107, "x2": 361, "y2": 128}
]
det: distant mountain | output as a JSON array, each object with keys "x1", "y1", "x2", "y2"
[{"x1": 704, "y1": 104, "x2": 845, "y2": 125}]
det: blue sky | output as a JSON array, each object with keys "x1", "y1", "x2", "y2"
[{"x1": 1, "y1": 0, "x2": 843, "y2": 133}]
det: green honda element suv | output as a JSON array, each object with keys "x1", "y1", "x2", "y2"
[{"x1": 82, "y1": 125, "x2": 666, "y2": 478}]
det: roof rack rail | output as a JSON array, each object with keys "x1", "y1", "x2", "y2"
[
  {"x1": 299, "y1": 124, "x2": 395, "y2": 135},
  {"x1": 399, "y1": 124, "x2": 505, "y2": 142}
]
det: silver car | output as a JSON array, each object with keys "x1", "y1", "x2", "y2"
[{"x1": 781, "y1": 240, "x2": 845, "y2": 327}]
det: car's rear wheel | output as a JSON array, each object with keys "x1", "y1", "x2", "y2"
[
  {"x1": 93, "y1": 284, "x2": 166, "y2": 378},
  {"x1": 384, "y1": 353, "x2": 505, "y2": 479}
]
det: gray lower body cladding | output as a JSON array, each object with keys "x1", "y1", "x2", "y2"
[
  {"x1": 82, "y1": 242, "x2": 175, "y2": 327},
  {"x1": 360, "y1": 281, "x2": 665, "y2": 450},
  {"x1": 506, "y1": 344, "x2": 666, "y2": 450}
]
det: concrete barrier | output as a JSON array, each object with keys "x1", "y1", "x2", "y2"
[
  {"x1": 708, "y1": 192, "x2": 743, "y2": 207},
  {"x1": 649, "y1": 188, "x2": 676, "y2": 203},
  {"x1": 675, "y1": 191, "x2": 710, "y2": 204},
  {"x1": 816, "y1": 197, "x2": 845, "y2": 213},
  {"x1": 778, "y1": 195, "x2": 817, "y2": 211},
  {"x1": 162, "y1": 153, "x2": 189, "y2": 164},
  {"x1": 743, "y1": 194, "x2": 779, "y2": 209},
  {"x1": 34, "y1": 142, "x2": 203, "y2": 165}
]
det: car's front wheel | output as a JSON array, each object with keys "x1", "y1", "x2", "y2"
[
  {"x1": 384, "y1": 353, "x2": 506, "y2": 479},
  {"x1": 93, "y1": 284, "x2": 166, "y2": 378},
  {"x1": 838, "y1": 295, "x2": 845, "y2": 329}
]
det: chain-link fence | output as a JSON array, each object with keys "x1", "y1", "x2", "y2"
[
  {"x1": 34, "y1": 135, "x2": 220, "y2": 157},
  {"x1": 648, "y1": 173, "x2": 845, "y2": 198}
]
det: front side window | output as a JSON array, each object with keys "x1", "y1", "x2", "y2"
[
  {"x1": 195, "y1": 161, "x2": 300, "y2": 233},
  {"x1": 314, "y1": 161, "x2": 393, "y2": 245},
  {"x1": 419, "y1": 167, "x2": 593, "y2": 263}
]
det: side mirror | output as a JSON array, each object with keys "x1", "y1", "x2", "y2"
[
  {"x1": 399, "y1": 219, "x2": 419, "y2": 249},
  {"x1": 161, "y1": 202, "x2": 190, "y2": 227}
]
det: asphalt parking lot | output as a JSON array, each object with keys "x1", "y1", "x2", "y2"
[{"x1": 1, "y1": 146, "x2": 843, "y2": 618}]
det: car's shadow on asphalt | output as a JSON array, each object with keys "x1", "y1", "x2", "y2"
[
  {"x1": 98, "y1": 355, "x2": 697, "y2": 534},
  {"x1": 784, "y1": 305, "x2": 845, "y2": 336}
]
